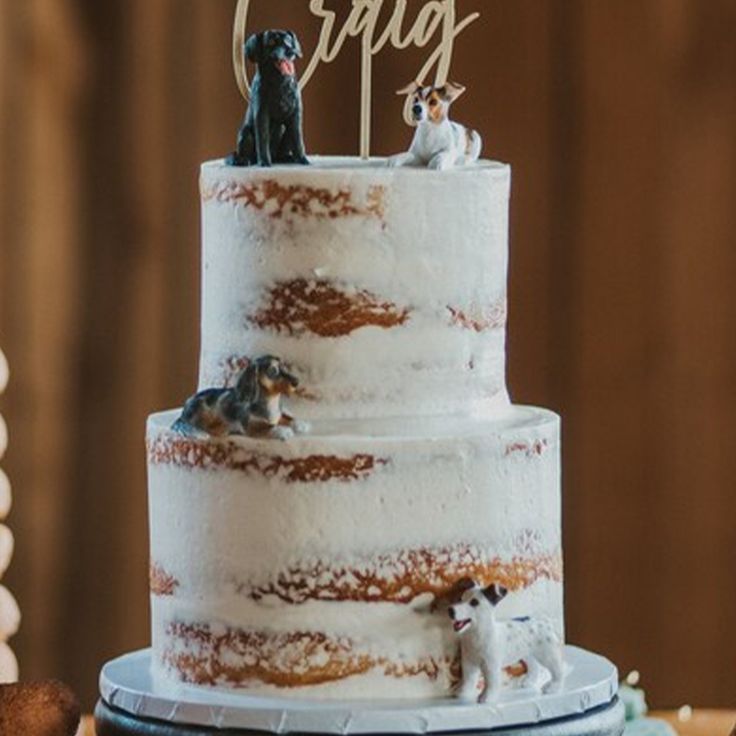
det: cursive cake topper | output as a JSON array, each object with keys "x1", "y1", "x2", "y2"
[{"x1": 233, "y1": 0, "x2": 480, "y2": 159}]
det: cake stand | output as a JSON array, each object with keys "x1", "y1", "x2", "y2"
[{"x1": 95, "y1": 647, "x2": 625, "y2": 736}]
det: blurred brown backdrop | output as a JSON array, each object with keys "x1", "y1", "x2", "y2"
[{"x1": 1, "y1": 0, "x2": 735, "y2": 710}]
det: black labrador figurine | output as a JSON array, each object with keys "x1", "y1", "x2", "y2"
[{"x1": 227, "y1": 30, "x2": 309, "y2": 167}]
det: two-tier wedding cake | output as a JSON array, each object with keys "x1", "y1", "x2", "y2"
[
  {"x1": 145, "y1": 158, "x2": 563, "y2": 698},
  {"x1": 96, "y1": 14, "x2": 623, "y2": 735}
]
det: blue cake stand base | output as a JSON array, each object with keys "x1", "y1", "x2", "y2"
[{"x1": 95, "y1": 697, "x2": 625, "y2": 736}]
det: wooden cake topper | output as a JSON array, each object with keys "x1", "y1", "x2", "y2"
[{"x1": 233, "y1": 0, "x2": 480, "y2": 159}]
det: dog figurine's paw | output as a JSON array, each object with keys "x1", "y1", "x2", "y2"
[
  {"x1": 388, "y1": 152, "x2": 416, "y2": 168},
  {"x1": 429, "y1": 152, "x2": 454, "y2": 171},
  {"x1": 270, "y1": 425, "x2": 295, "y2": 441},
  {"x1": 478, "y1": 683, "x2": 503, "y2": 705},
  {"x1": 542, "y1": 679, "x2": 563, "y2": 695},
  {"x1": 291, "y1": 419, "x2": 311, "y2": 435},
  {"x1": 453, "y1": 685, "x2": 479, "y2": 703},
  {"x1": 226, "y1": 151, "x2": 249, "y2": 167}
]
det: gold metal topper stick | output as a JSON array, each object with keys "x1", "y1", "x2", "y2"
[{"x1": 233, "y1": 0, "x2": 480, "y2": 159}]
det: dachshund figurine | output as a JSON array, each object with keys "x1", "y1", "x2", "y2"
[
  {"x1": 172, "y1": 356, "x2": 308, "y2": 441},
  {"x1": 389, "y1": 81, "x2": 481, "y2": 170},
  {"x1": 227, "y1": 29, "x2": 309, "y2": 168},
  {"x1": 448, "y1": 582, "x2": 565, "y2": 703}
]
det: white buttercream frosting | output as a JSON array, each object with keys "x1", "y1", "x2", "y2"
[
  {"x1": 198, "y1": 158, "x2": 511, "y2": 419},
  {"x1": 148, "y1": 407, "x2": 560, "y2": 585},
  {"x1": 147, "y1": 406, "x2": 563, "y2": 696},
  {"x1": 151, "y1": 578, "x2": 562, "y2": 700},
  {"x1": 146, "y1": 156, "x2": 568, "y2": 700}
]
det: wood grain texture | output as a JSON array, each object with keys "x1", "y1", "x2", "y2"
[{"x1": 1, "y1": 0, "x2": 735, "y2": 709}]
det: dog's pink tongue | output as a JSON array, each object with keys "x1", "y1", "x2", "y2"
[{"x1": 277, "y1": 59, "x2": 295, "y2": 76}]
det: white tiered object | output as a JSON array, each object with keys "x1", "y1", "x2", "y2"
[
  {"x1": 0, "y1": 348, "x2": 19, "y2": 684},
  {"x1": 146, "y1": 159, "x2": 566, "y2": 699},
  {"x1": 148, "y1": 407, "x2": 562, "y2": 697},
  {"x1": 198, "y1": 158, "x2": 511, "y2": 420}
]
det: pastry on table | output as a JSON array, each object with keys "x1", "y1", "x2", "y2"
[{"x1": 0, "y1": 680, "x2": 80, "y2": 736}]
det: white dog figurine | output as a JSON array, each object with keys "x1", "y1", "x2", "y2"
[
  {"x1": 448, "y1": 582, "x2": 565, "y2": 703},
  {"x1": 389, "y1": 81, "x2": 482, "y2": 171}
]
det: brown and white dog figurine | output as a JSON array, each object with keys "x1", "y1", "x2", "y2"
[
  {"x1": 389, "y1": 81, "x2": 482, "y2": 170},
  {"x1": 448, "y1": 582, "x2": 565, "y2": 704},
  {"x1": 173, "y1": 355, "x2": 308, "y2": 441}
]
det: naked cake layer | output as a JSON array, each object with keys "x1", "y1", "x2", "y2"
[
  {"x1": 199, "y1": 158, "x2": 511, "y2": 420},
  {"x1": 147, "y1": 406, "x2": 563, "y2": 698}
]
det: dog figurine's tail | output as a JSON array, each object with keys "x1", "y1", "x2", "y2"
[
  {"x1": 467, "y1": 129, "x2": 482, "y2": 163},
  {"x1": 171, "y1": 416, "x2": 199, "y2": 437},
  {"x1": 171, "y1": 416, "x2": 213, "y2": 440},
  {"x1": 171, "y1": 416, "x2": 189, "y2": 435}
]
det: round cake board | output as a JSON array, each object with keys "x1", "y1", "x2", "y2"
[
  {"x1": 98, "y1": 647, "x2": 623, "y2": 735},
  {"x1": 95, "y1": 697, "x2": 625, "y2": 736}
]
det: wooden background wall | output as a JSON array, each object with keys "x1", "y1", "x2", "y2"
[{"x1": 1, "y1": 0, "x2": 735, "y2": 709}]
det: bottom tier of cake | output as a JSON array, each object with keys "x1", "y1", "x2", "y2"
[{"x1": 146, "y1": 406, "x2": 563, "y2": 699}]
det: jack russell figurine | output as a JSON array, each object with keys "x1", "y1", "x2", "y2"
[
  {"x1": 447, "y1": 581, "x2": 565, "y2": 703},
  {"x1": 389, "y1": 81, "x2": 482, "y2": 170}
]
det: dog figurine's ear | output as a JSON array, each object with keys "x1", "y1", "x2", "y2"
[
  {"x1": 441, "y1": 81, "x2": 467, "y2": 102},
  {"x1": 245, "y1": 32, "x2": 265, "y2": 63},
  {"x1": 454, "y1": 577, "x2": 478, "y2": 595},
  {"x1": 482, "y1": 583, "x2": 508, "y2": 607},
  {"x1": 396, "y1": 80, "x2": 422, "y2": 97},
  {"x1": 430, "y1": 577, "x2": 477, "y2": 612},
  {"x1": 287, "y1": 31, "x2": 303, "y2": 58},
  {"x1": 236, "y1": 362, "x2": 259, "y2": 401}
]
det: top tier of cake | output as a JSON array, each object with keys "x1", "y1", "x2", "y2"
[{"x1": 199, "y1": 158, "x2": 511, "y2": 420}]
